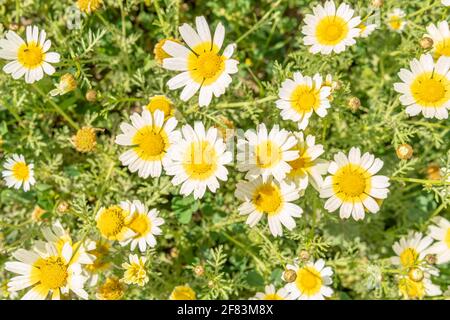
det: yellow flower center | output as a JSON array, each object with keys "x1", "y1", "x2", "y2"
[
  {"x1": 170, "y1": 286, "x2": 196, "y2": 300},
  {"x1": 410, "y1": 72, "x2": 450, "y2": 107},
  {"x1": 252, "y1": 183, "x2": 283, "y2": 215},
  {"x1": 332, "y1": 163, "x2": 371, "y2": 201},
  {"x1": 77, "y1": 0, "x2": 102, "y2": 13},
  {"x1": 132, "y1": 126, "x2": 168, "y2": 161},
  {"x1": 358, "y1": 24, "x2": 367, "y2": 34},
  {"x1": 255, "y1": 140, "x2": 282, "y2": 169},
  {"x1": 446, "y1": 228, "x2": 450, "y2": 249},
  {"x1": 389, "y1": 16, "x2": 402, "y2": 30},
  {"x1": 400, "y1": 248, "x2": 418, "y2": 268},
  {"x1": 316, "y1": 16, "x2": 349, "y2": 45},
  {"x1": 128, "y1": 213, "x2": 151, "y2": 237},
  {"x1": 146, "y1": 96, "x2": 174, "y2": 119},
  {"x1": 123, "y1": 260, "x2": 148, "y2": 286},
  {"x1": 97, "y1": 277, "x2": 125, "y2": 300},
  {"x1": 154, "y1": 38, "x2": 180, "y2": 64},
  {"x1": 183, "y1": 141, "x2": 217, "y2": 180},
  {"x1": 399, "y1": 277, "x2": 425, "y2": 299},
  {"x1": 188, "y1": 42, "x2": 225, "y2": 85},
  {"x1": 263, "y1": 293, "x2": 283, "y2": 300},
  {"x1": 290, "y1": 85, "x2": 320, "y2": 114},
  {"x1": 295, "y1": 266, "x2": 323, "y2": 296},
  {"x1": 72, "y1": 127, "x2": 97, "y2": 153},
  {"x1": 288, "y1": 148, "x2": 312, "y2": 178},
  {"x1": 32, "y1": 257, "x2": 68, "y2": 290},
  {"x1": 12, "y1": 161, "x2": 30, "y2": 181},
  {"x1": 435, "y1": 39, "x2": 450, "y2": 58},
  {"x1": 96, "y1": 206, "x2": 126, "y2": 240},
  {"x1": 17, "y1": 42, "x2": 44, "y2": 69},
  {"x1": 86, "y1": 242, "x2": 110, "y2": 273}
]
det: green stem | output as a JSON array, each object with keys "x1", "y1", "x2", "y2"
[
  {"x1": 153, "y1": 0, "x2": 170, "y2": 37},
  {"x1": 429, "y1": 202, "x2": 447, "y2": 220},
  {"x1": 222, "y1": 232, "x2": 267, "y2": 272},
  {"x1": 390, "y1": 176, "x2": 450, "y2": 186},
  {"x1": 1, "y1": 99, "x2": 22, "y2": 125},
  {"x1": 215, "y1": 95, "x2": 277, "y2": 109},
  {"x1": 408, "y1": 1, "x2": 438, "y2": 18},
  {"x1": 32, "y1": 85, "x2": 79, "y2": 130}
]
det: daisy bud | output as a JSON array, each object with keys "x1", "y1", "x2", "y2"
[
  {"x1": 396, "y1": 143, "x2": 413, "y2": 160},
  {"x1": 283, "y1": 269, "x2": 297, "y2": 283},
  {"x1": 86, "y1": 89, "x2": 97, "y2": 102},
  {"x1": 348, "y1": 97, "x2": 361, "y2": 111},
  {"x1": 419, "y1": 37, "x2": 433, "y2": 50},
  {"x1": 71, "y1": 127, "x2": 97, "y2": 153},
  {"x1": 170, "y1": 247, "x2": 179, "y2": 258},
  {"x1": 31, "y1": 206, "x2": 46, "y2": 222},
  {"x1": 77, "y1": 0, "x2": 103, "y2": 14},
  {"x1": 170, "y1": 285, "x2": 196, "y2": 300},
  {"x1": 9, "y1": 23, "x2": 19, "y2": 31},
  {"x1": 425, "y1": 254, "x2": 437, "y2": 265},
  {"x1": 371, "y1": 0, "x2": 383, "y2": 8},
  {"x1": 57, "y1": 201, "x2": 69, "y2": 213},
  {"x1": 408, "y1": 268, "x2": 424, "y2": 282},
  {"x1": 193, "y1": 265, "x2": 204, "y2": 277},
  {"x1": 426, "y1": 164, "x2": 442, "y2": 181},
  {"x1": 299, "y1": 250, "x2": 310, "y2": 261}
]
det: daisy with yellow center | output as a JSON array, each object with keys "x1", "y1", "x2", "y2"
[
  {"x1": 427, "y1": 217, "x2": 450, "y2": 264},
  {"x1": 115, "y1": 109, "x2": 181, "y2": 178},
  {"x1": 2, "y1": 154, "x2": 35, "y2": 192},
  {"x1": 77, "y1": 0, "x2": 102, "y2": 14},
  {"x1": 283, "y1": 259, "x2": 333, "y2": 300},
  {"x1": 96, "y1": 276, "x2": 126, "y2": 300},
  {"x1": 358, "y1": 23, "x2": 377, "y2": 38},
  {"x1": 387, "y1": 9, "x2": 406, "y2": 32},
  {"x1": 391, "y1": 232, "x2": 433, "y2": 269},
  {"x1": 153, "y1": 38, "x2": 181, "y2": 64},
  {"x1": 276, "y1": 72, "x2": 332, "y2": 130},
  {"x1": 425, "y1": 21, "x2": 450, "y2": 59},
  {"x1": 120, "y1": 200, "x2": 165, "y2": 252},
  {"x1": 250, "y1": 284, "x2": 291, "y2": 300},
  {"x1": 320, "y1": 147, "x2": 390, "y2": 220},
  {"x1": 286, "y1": 132, "x2": 329, "y2": 191},
  {"x1": 95, "y1": 202, "x2": 135, "y2": 242},
  {"x1": 71, "y1": 127, "x2": 97, "y2": 153},
  {"x1": 235, "y1": 177, "x2": 303, "y2": 237},
  {"x1": 145, "y1": 95, "x2": 175, "y2": 120},
  {"x1": 398, "y1": 273, "x2": 442, "y2": 300},
  {"x1": 394, "y1": 54, "x2": 450, "y2": 119},
  {"x1": 302, "y1": 0, "x2": 361, "y2": 55},
  {"x1": 0, "y1": 25, "x2": 60, "y2": 83},
  {"x1": 122, "y1": 254, "x2": 148, "y2": 287},
  {"x1": 170, "y1": 285, "x2": 196, "y2": 300},
  {"x1": 237, "y1": 124, "x2": 299, "y2": 182},
  {"x1": 165, "y1": 122, "x2": 232, "y2": 199},
  {"x1": 162, "y1": 16, "x2": 239, "y2": 107},
  {"x1": 5, "y1": 241, "x2": 89, "y2": 300}
]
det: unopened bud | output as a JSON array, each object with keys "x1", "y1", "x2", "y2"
[
  {"x1": 57, "y1": 201, "x2": 69, "y2": 213},
  {"x1": 348, "y1": 97, "x2": 361, "y2": 111},
  {"x1": 86, "y1": 89, "x2": 97, "y2": 102},
  {"x1": 299, "y1": 250, "x2": 310, "y2": 261},
  {"x1": 170, "y1": 247, "x2": 179, "y2": 258},
  {"x1": 193, "y1": 265, "x2": 204, "y2": 277},
  {"x1": 283, "y1": 269, "x2": 297, "y2": 283},
  {"x1": 425, "y1": 254, "x2": 437, "y2": 265},
  {"x1": 9, "y1": 23, "x2": 19, "y2": 31},
  {"x1": 426, "y1": 164, "x2": 441, "y2": 181},
  {"x1": 408, "y1": 268, "x2": 424, "y2": 282},
  {"x1": 419, "y1": 37, "x2": 433, "y2": 50},
  {"x1": 371, "y1": 0, "x2": 383, "y2": 8},
  {"x1": 396, "y1": 143, "x2": 413, "y2": 160}
]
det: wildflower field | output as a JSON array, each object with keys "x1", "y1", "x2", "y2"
[{"x1": 0, "y1": 0, "x2": 449, "y2": 301}]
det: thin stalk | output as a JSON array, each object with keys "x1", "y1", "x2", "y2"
[
  {"x1": 390, "y1": 176, "x2": 450, "y2": 186},
  {"x1": 215, "y1": 96, "x2": 277, "y2": 109}
]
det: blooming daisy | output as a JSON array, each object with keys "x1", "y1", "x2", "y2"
[
  {"x1": 358, "y1": 23, "x2": 377, "y2": 38},
  {"x1": 425, "y1": 21, "x2": 450, "y2": 59},
  {"x1": 237, "y1": 124, "x2": 298, "y2": 182},
  {"x1": 235, "y1": 177, "x2": 303, "y2": 237},
  {"x1": 276, "y1": 72, "x2": 332, "y2": 130},
  {"x1": 115, "y1": 109, "x2": 181, "y2": 178},
  {"x1": 120, "y1": 200, "x2": 165, "y2": 252},
  {"x1": 426, "y1": 217, "x2": 450, "y2": 264},
  {"x1": 5, "y1": 241, "x2": 88, "y2": 300},
  {"x1": 391, "y1": 232, "x2": 433, "y2": 269},
  {"x1": 162, "y1": 16, "x2": 239, "y2": 106},
  {"x1": 77, "y1": 0, "x2": 102, "y2": 14},
  {"x1": 165, "y1": 122, "x2": 232, "y2": 199},
  {"x1": 2, "y1": 154, "x2": 36, "y2": 192},
  {"x1": 398, "y1": 273, "x2": 442, "y2": 300},
  {"x1": 443, "y1": 0, "x2": 450, "y2": 6},
  {"x1": 387, "y1": 9, "x2": 406, "y2": 32},
  {"x1": 0, "y1": 25, "x2": 60, "y2": 83},
  {"x1": 95, "y1": 203, "x2": 135, "y2": 242},
  {"x1": 393, "y1": 54, "x2": 450, "y2": 119},
  {"x1": 286, "y1": 132, "x2": 329, "y2": 190},
  {"x1": 320, "y1": 147, "x2": 390, "y2": 220},
  {"x1": 250, "y1": 284, "x2": 291, "y2": 300},
  {"x1": 283, "y1": 259, "x2": 334, "y2": 300},
  {"x1": 96, "y1": 276, "x2": 126, "y2": 300},
  {"x1": 122, "y1": 254, "x2": 148, "y2": 287},
  {"x1": 301, "y1": 0, "x2": 361, "y2": 55},
  {"x1": 145, "y1": 95, "x2": 175, "y2": 120},
  {"x1": 170, "y1": 285, "x2": 196, "y2": 300}
]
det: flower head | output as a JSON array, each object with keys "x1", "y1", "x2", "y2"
[
  {"x1": 387, "y1": 9, "x2": 406, "y2": 32},
  {"x1": 391, "y1": 232, "x2": 433, "y2": 269},
  {"x1": 77, "y1": 0, "x2": 102, "y2": 14},
  {"x1": 122, "y1": 254, "x2": 148, "y2": 287},
  {"x1": 71, "y1": 127, "x2": 97, "y2": 153},
  {"x1": 426, "y1": 217, "x2": 450, "y2": 264},
  {"x1": 96, "y1": 276, "x2": 125, "y2": 300},
  {"x1": 145, "y1": 95, "x2": 175, "y2": 120},
  {"x1": 251, "y1": 284, "x2": 291, "y2": 300},
  {"x1": 425, "y1": 20, "x2": 450, "y2": 59},
  {"x1": 50, "y1": 73, "x2": 77, "y2": 97},
  {"x1": 170, "y1": 285, "x2": 196, "y2": 300},
  {"x1": 2, "y1": 154, "x2": 36, "y2": 192},
  {"x1": 95, "y1": 203, "x2": 135, "y2": 241}
]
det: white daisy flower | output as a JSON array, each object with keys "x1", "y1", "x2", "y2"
[
  {"x1": 358, "y1": 23, "x2": 377, "y2": 38},
  {"x1": 237, "y1": 124, "x2": 299, "y2": 182},
  {"x1": 95, "y1": 202, "x2": 136, "y2": 242},
  {"x1": 165, "y1": 121, "x2": 232, "y2": 199},
  {"x1": 115, "y1": 109, "x2": 181, "y2": 178},
  {"x1": 286, "y1": 132, "x2": 329, "y2": 191},
  {"x1": 320, "y1": 147, "x2": 390, "y2": 221},
  {"x1": 391, "y1": 232, "x2": 433, "y2": 269},
  {"x1": 393, "y1": 54, "x2": 450, "y2": 119},
  {"x1": 301, "y1": 0, "x2": 361, "y2": 55},
  {"x1": 387, "y1": 9, "x2": 407, "y2": 32},
  {"x1": 0, "y1": 25, "x2": 60, "y2": 83},
  {"x1": 425, "y1": 20, "x2": 450, "y2": 59},
  {"x1": 426, "y1": 217, "x2": 450, "y2": 264},
  {"x1": 120, "y1": 200, "x2": 165, "y2": 252},
  {"x1": 443, "y1": 0, "x2": 450, "y2": 6},
  {"x1": 235, "y1": 177, "x2": 303, "y2": 237},
  {"x1": 283, "y1": 259, "x2": 334, "y2": 300},
  {"x1": 2, "y1": 154, "x2": 36, "y2": 192},
  {"x1": 5, "y1": 241, "x2": 89, "y2": 300},
  {"x1": 398, "y1": 273, "x2": 442, "y2": 300},
  {"x1": 162, "y1": 16, "x2": 239, "y2": 107},
  {"x1": 276, "y1": 72, "x2": 332, "y2": 130},
  {"x1": 250, "y1": 284, "x2": 291, "y2": 300}
]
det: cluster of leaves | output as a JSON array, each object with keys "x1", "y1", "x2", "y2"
[{"x1": 0, "y1": 0, "x2": 449, "y2": 299}]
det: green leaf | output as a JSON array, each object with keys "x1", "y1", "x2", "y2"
[{"x1": 171, "y1": 195, "x2": 199, "y2": 224}]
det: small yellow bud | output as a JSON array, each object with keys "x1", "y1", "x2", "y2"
[
  {"x1": 408, "y1": 268, "x2": 424, "y2": 282},
  {"x1": 425, "y1": 254, "x2": 437, "y2": 265},
  {"x1": 9, "y1": 23, "x2": 19, "y2": 31},
  {"x1": 145, "y1": 95, "x2": 174, "y2": 119},
  {"x1": 85, "y1": 89, "x2": 97, "y2": 102},
  {"x1": 170, "y1": 285, "x2": 196, "y2": 300},
  {"x1": 170, "y1": 247, "x2": 179, "y2": 258},
  {"x1": 348, "y1": 97, "x2": 361, "y2": 111},
  {"x1": 299, "y1": 250, "x2": 310, "y2": 261},
  {"x1": 283, "y1": 269, "x2": 297, "y2": 283},
  {"x1": 71, "y1": 127, "x2": 97, "y2": 153},
  {"x1": 396, "y1": 143, "x2": 413, "y2": 160},
  {"x1": 57, "y1": 201, "x2": 70, "y2": 213},
  {"x1": 419, "y1": 37, "x2": 433, "y2": 50},
  {"x1": 426, "y1": 164, "x2": 441, "y2": 181},
  {"x1": 193, "y1": 265, "x2": 205, "y2": 277},
  {"x1": 371, "y1": 0, "x2": 383, "y2": 8},
  {"x1": 31, "y1": 206, "x2": 46, "y2": 222},
  {"x1": 96, "y1": 277, "x2": 126, "y2": 300},
  {"x1": 77, "y1": 0, "x2": 103, "y2": 14}
]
